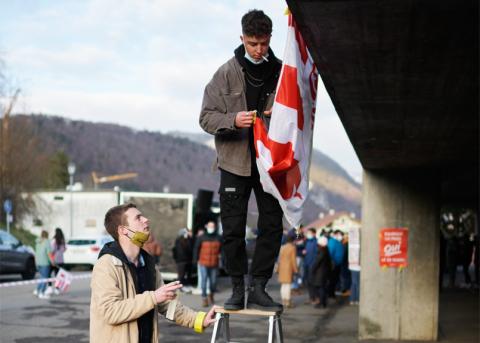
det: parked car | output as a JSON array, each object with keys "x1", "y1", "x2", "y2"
[
  {"x1": 0, "y1": 229, "x2": 36, "y2": 280},
  {"x1": 63, "y1": 235, "x2": 113, "y2": 269}
]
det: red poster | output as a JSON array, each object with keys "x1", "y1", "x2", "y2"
[{"x1": 379, "y1": 228, "x2": 408, "y2": 267}]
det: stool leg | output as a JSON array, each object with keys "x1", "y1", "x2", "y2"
[
  {"x1": 268, "y1": 315, "x2": 274, "y2": 343},
  {"x1": 223, "y1": 313, "x2": 231, "y2": 342},
  {"x1": 210, "y1": 312, "x2": 222, "y2": 343},
  {"x1": 274, "y1": 316, "x2": 284, "y2": 343}
]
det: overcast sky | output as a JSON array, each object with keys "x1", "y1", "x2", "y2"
[{"x1": 0, "y1": 0, "x2": 362, "y2": 182}]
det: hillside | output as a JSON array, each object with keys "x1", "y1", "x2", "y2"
[
  {"x1": 172, "y1": 129, "x2": 363, "y2": 220},
  {"x1": 13, "y1": 114, "x2": 361, "y2": 224},
  {"x1": 14, "y1": 114, "x2": 218, "y2": 194}
]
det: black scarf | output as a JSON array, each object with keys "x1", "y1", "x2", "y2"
[
  {"x1": 233, "y1": 44, "x2": 281, "y2": 113},
  {"x1": 234, "y1": 45, "x2": 282, "y2": 171}
]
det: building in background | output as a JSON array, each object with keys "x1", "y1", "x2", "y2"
[{"x1": 305, "y1": 211, "x2": 360, "y2": 233}]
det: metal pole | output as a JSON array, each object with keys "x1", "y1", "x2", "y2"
[
  {"x1": 210, "y1": 312, "x2": 222, "y2": 343},
  {"x1": 268, "y1": 315, "x2": 274, "y2": 343},
  {"x1": 6, "y1": 213, "x2": 9, "y2": 234}
]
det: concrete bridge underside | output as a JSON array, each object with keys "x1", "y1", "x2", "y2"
[{"x1": 287, "y1": 0, "x2": 478, "y2": 340}]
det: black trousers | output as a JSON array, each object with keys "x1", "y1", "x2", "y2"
[
  {"x1": 304, "y1": 264, "x2": 316, "y2": 300},
  {"x1": 314, "y1": 285, "x2": 327, "y2": 307},
  {"x1": 328, "y1": 265, "x2": 341, "y2": 297},
  {"x1": 219, "y1": 168, "x2": 283, "y2": 279}
]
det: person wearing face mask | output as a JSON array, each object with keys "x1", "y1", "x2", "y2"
[
  {"x1": 90, "y1": 203, "x2": 217, "y2": 342},
  {"x1": 302, "y1": 228, "x2": 319, "y2": 305},
  {"x1": 327, "y1": 230, "x2": 346, "y2": 298},
  {"x1": 193, "y1": 221, "x2": 222, "y2": 307},
  {"x1": 309, "y1": 236, "x2": 332, "y2": 309},
  {"x1": 199, "y1": 9, "x2": 283, "y2": 313}
]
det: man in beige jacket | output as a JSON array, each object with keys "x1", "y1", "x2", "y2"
[{"x1": 90, "y1": 203, "x2": 216, "y2": 343}]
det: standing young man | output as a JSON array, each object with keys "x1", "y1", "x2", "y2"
[
  {"x1": 199, "y1": 9, "x2": 283, "y2": 312},
  {"x1": 90, "y1": 203, "x2": 216, "y2": 342}
]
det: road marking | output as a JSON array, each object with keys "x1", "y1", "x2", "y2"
[{"x1": 0, "y1": 273, "x2": 91, "y2": 288}]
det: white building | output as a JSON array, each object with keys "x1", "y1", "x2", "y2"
[
  {"x1": 20, "y1": 191, "x2": 118, "y2": 239},
  {"x1": 305, "y1": 211, "x2": 361, "y2": 234}
]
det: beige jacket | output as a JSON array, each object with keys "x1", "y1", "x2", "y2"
[
  {"x1": 277, "y1": 243, "x2": 298, "y2": 284},
  {"x1": 90, "y1": 254, "x2": 198, "y2": 343}
]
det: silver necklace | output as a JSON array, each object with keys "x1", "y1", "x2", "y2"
[{"x1": 245, "y1": 70, "x2": 264, "y2": 88}]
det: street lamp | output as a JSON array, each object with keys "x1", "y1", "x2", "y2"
[{"x1": 68, "y1": 162, "x2": 76, "y2": 238}]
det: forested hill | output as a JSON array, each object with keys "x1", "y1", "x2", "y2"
[{"x1": 13, "y1": 114, "x2": 361, "y2": 223}]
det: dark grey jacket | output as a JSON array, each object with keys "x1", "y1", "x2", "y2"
[
  {"x1": 309, "y1": 247, "x2": 332, "y2": 287},
  {"x1": 199, "y1": 57, "x2": 276, "y2": 177}
]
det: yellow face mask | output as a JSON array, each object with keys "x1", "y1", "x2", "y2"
[{"x1": 125, "y1": 228, "x2": 150, "y2": 248}]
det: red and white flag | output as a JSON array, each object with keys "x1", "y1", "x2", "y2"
[{"x1": 254, "y1": 13, "x2": 318, "y2": 227}]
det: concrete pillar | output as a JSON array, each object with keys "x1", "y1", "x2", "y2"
[{"x1": 359, "y1": 169, "x2": 440, "y2": 341}]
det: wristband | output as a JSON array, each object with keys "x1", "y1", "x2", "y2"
[{"x1": 194, "y1": 311, "x2": 207, "y2": 333}]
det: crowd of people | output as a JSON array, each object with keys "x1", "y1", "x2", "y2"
[
  {"x1": 32, "y1": 219, "x2": 225, "y2": 309},
  {"x1": 31, "y1": 212, "x2": 477, "y2": 297},
  {"x1": 29, "y1": 205, "x2": 477, "y2": 342},
  {"x1": 171, "y1": 221, "x2": 223, "y2": 308},
  {"x1": 34, "y1": 215, "x2": 479, "y2": 306},
  {"x1": 276, "y1": 226, "x2": 360, "y2": 309},
  {"x1": 170, "y1": 220, "x2": 362, "y2": 310},
  {"x1": 440, "y1": 211, "x2": 480, "y2": 289},
  {"x1": 134, "y1": 219, "x2": 362, "y2": 311}
]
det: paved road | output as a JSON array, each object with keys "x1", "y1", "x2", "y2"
[
  {"x1": 0, "y1": 272, "x2": 347, "y2": 343},
  {"x1": 1, "y1": 272, "x2": 477, "y2": 343},
  {"x1": 0, "y1": 272, "x2": 92, "y2": 342}
]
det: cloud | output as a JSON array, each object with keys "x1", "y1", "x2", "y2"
[
  {"x1": 9, "y1": 44, "x2": 122, "y2": 70},
  {"x1": 2, "y1": 0, "x2": 362, "y2": 180},
  {"x1": 25, "y1": 88, "x2": 196, "y2": 132}
]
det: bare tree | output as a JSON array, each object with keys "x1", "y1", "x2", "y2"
[{"x1": 0, "y1": 59, "x2": 50, "y2": 224}]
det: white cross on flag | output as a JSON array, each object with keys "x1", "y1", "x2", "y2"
[{"x1": 254, "y1": 13, "x2": 319, "y2": 227}]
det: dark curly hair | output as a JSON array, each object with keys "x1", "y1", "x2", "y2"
[{"x1": 241, "y1": 9, "x2": 272, "y2": 37}]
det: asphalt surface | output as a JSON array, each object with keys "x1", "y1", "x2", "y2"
[
  {"x1": 0, "y1": 272, "x2": 478, "y2": 342},
  {"x1": 0, "y1": 272, "x2": 330, "y2": 342},
  {"x1": 0, "y1": 273, "x2": 91, "y2": 342}
]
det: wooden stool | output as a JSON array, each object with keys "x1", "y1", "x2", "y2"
[{"x1": 210, "y1": 307, "x2": 284, "y2": 343}]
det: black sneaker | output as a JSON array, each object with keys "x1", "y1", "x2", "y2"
[
  {"x1": 246, "y1": 277, "x2": 283, "y2": 312},
  {"x1": 224, "y1": 276, "x2": 245, "y2": 310}
]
